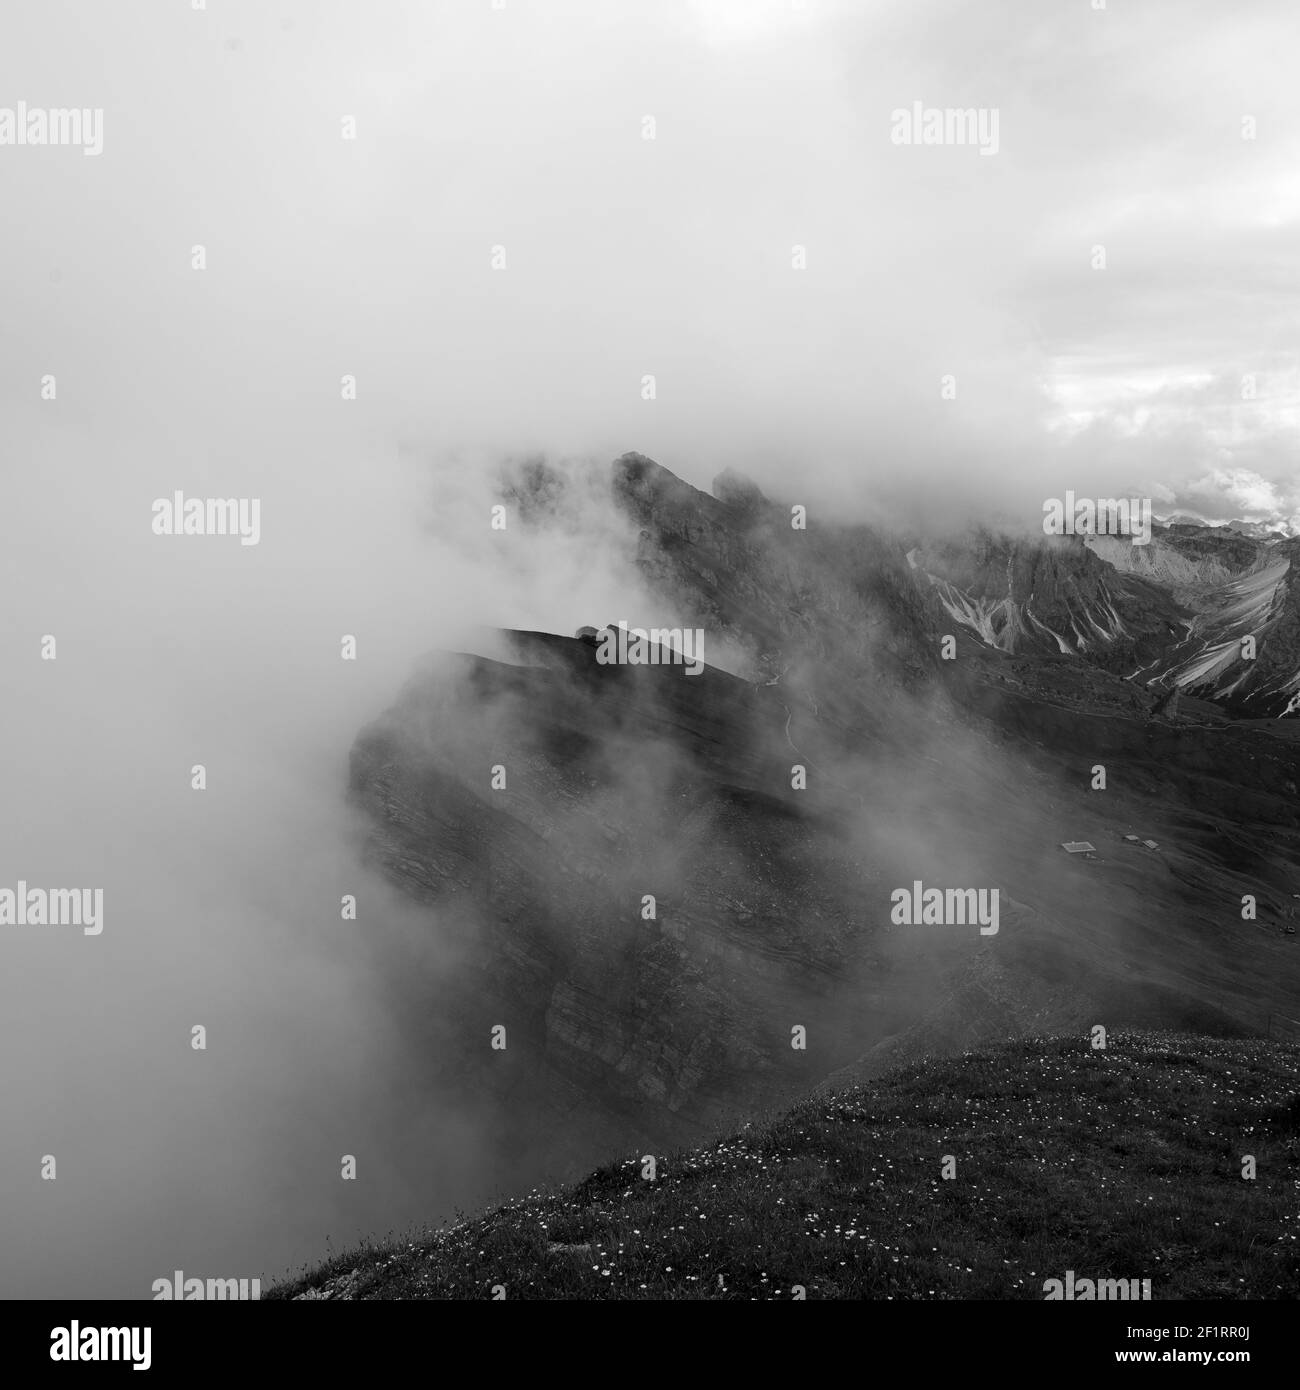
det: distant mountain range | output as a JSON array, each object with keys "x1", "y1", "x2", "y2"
[
  {"x1": 1159, "y1": 512, "x2": 1298, "y2": 541},
  {"x1": 916, "y1": 518, "x2": 1300, "y2": 718}
]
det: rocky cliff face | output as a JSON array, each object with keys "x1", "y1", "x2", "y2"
[
  {"x1": 916, "y1": 523, "x2": 1300, "y2": 717},
  {"x1": 608, "y1": 452, "x2": 944, "y2": 697},
  {"x1": 913, "y1": 529, "x2": 1188, "y2": 670},
  {"x1": 347, "y1": 455, "x2": 1300, "y2": 1185}
]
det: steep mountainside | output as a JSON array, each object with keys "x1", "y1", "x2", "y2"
[
  {"x1": 344, "y1": 454, "x2": 1300, "y2": 1197},
  {"x1": 913, "y1": 530, "x2": 1186, "y2": 668},
  {"x1": 916, "y1": 523, "x2": 1300, "y2": 717},
  {"x1": 272, "y1": 1032, "x2": 1300, "y2": 1301}
]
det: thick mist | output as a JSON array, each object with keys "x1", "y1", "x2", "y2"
[{"x1": 0, "y1": 410, "x2": 667, "y2": 1296}]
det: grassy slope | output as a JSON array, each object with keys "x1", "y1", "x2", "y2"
[{"x1": 267, "y1": 1032, "x2": 1300, "y2": 1300}]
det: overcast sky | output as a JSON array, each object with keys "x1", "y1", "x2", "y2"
[{"x1": 2, "y1": 0, "x2": 1296, "y2": 528}]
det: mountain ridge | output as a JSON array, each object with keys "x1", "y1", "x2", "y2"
[{"x1": 341, "y1": 452, "x2": 1300, "y2": 1209}]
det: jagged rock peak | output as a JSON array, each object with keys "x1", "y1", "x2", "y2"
[
  {"x1": 712, "y1": 468, "x2": 768, "y2": 511},
  {"x1": 610, "y1": 452, "x2": 723, "y2": 533},
  {"x1": 611, "y1": 451, "x2": 679, "y2": 489}
]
